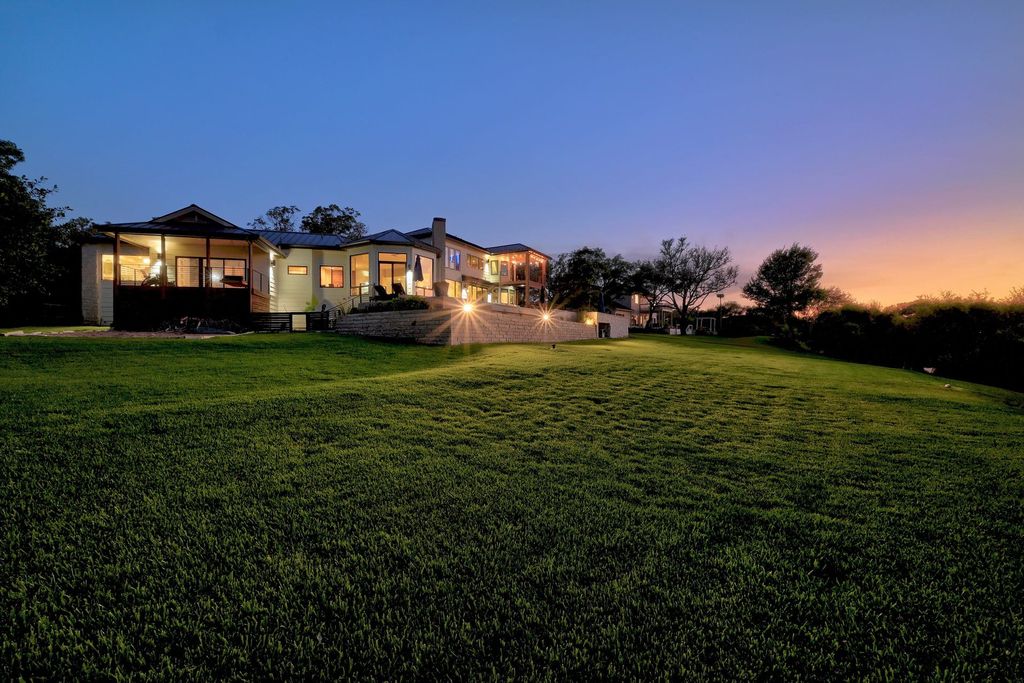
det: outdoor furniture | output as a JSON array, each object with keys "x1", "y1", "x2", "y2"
[
  {"x1": 372, "y1": 284, "x2": 396, "y2": 301},
  {"x1": 392, "y1": 282, "x2": 407, "y2": 296}
]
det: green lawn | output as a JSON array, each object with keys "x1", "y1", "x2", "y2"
[
  {"x1": 2, "y1": 334, "x2": 1022, "y2": 679},
  {"x1": 0, "y1": 325, "x2": 109, "y2": 335}
]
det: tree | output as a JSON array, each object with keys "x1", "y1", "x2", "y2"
[
  {"x1": 248, "y1": 205, "x2": 300, "y2": 232},
  {"x1": 804, "y1": 286, "x2": 855, "y2": 318},
  {"x1": 631, "y1": 259, "x2": 673, "y2": 328},
  {"x1": 660, "y1": 237, "x2": 739, "y2": 326},
  {"x1": 0, "y1": 140, "x2": 92, "y2": 320},
  {"x1": 300, "y1": 204, "x2": 366, "y2": 240},
  {"x1": 548, "y1": 247, "x2": 633, "y2": 311},
  {"x1": 1005, "y1": 286, "x2": 1024, "y2": 306},
  {"x1": 743, "y1": 243, "x2": 826, "y2": 333}
]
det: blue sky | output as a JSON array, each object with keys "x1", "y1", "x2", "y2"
[{"x1": 2, "y1": 1, "x2": 1022, "y2": 302}]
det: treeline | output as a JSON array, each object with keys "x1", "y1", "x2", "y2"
[
  {"x1": 553, "y1": 236, "x2": 1024, "y2": 392},
  {"x1": 808, "y1": 297, "x2": 1024, "y2": 391}
]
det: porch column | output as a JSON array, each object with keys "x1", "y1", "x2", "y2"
[
  {"x1": 525, "y1": 252, "x2": 531, "y2": 307},
  {"x1": 113, "y1": 230, "x2": 120, "y2": 322},
  {"x1": 205, "y1": 237, "x2": 211, "y2": 317},
  {"x1": 159, "y1": 233, "x2": 167, "y2": 298},
  {"x1": 247, "y1": 240, "x2": 253, "y2": 314}
]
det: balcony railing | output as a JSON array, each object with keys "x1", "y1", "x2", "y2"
[{"x1": 118, "y1": 265, "x2": 269, "y2": 294}]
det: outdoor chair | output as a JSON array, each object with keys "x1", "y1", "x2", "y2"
[
  {"x1": 392, "y1": 282, "x2": 407, "y2": 296},
  {"x1": 372, "y1": 284, "x2": 396, "y2": 301}
]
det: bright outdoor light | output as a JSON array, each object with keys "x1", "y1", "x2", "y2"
[
  {"x1": 462, "y1": 302, "x2": 474, "y2": 313},
  {"x1": 542, "y1": 312, "x2": 551, "y2": 321}
]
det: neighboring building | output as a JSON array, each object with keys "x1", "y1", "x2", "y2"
[
  {"x1": 81, "y1": 204, "x2": 551, "y2": 327},
  {"x1": 629, "y1": 294, "x2": 675, "y2": 328}
]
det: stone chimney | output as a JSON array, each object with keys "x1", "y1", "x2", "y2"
[{"x1": 431, "y1": 217, "x2": 447, "y2": 295}]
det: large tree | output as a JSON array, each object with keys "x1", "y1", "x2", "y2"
[
  {"x1": 548, "y1": 247, "x2": 633, "y2": 311},
  {"x1": 0, "y1": 140, "x2": 91, "y2": 320},
  {"x1": 300, "y1": 204, "x2": 366, "y2": 240},
  {"x1": 247, "y1": 205, "x2": 300, "y2": 232},
  {"x1": 661, "y1": 237, "x2": 739, "y2": 326},
  {"x1": 743, "y1": 243, "x2": 826, "y2": 332}
]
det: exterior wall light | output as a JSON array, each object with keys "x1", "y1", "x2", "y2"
[{"x1": 462, "y1": 302, "x2": 474, "y2": 313}]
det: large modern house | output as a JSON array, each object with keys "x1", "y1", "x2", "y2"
[{"x1": 81, "y1": 204, "x2": 551, "y2": 328}]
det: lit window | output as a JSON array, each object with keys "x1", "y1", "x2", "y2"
[
  {"x1": 320, "y1": 266, "x2": 344, "y2": 288},
  {"x1": 103, "y1": 254, "x2": 154, "y2": 283},
  {"x1": 447, "y1": 248, "x2": 461, "y2": 270},
  {"x1": 350, "y1": 253, "x2": 370, "y2": 296},
  {"x1": 378, "y1": 252, "x2": 408, "y2": 295},
  {"x1": 287, "y1": 265, "x2": 308, "y2": 275},
  {"x1": 467, "y1": 254, "x2": 484, "y2": 270},
  {"x1": 414, "y1": 256, "x2": 434, "y2": 296}
]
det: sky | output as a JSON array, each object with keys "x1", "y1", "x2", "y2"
[{"x1": 2, "y1": 1, "x2": 1021, "y2": 304}]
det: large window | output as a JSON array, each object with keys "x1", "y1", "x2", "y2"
[
  {"x1": 175, "y1": 257, "x2": 247, "y2": 288},
  {"x1": 488, "y1": 260, "x2": 498, "y2": 276},
  {"x1": 210, "y1": 258, "x2": 246, "y2": 287},
  {"x1": 350, "y1": 253, "x2": 370, "y2": 296},
  {"x1": 447, "y1": 247, "x2": 461, "y2": 270},
  {"x1": 446, "y1": 280, "x2": 461, "y2": 298},
  {"x1": 102, "y1": 254, "x2": 152, "y2": 282},
  {"x1": 320, "y1": 265, "x2": 344, "y2": 288},
  {"x1": 466, "y1": 254, "x2": 484, "y2": 270},
  {"x1": 414, "y1": 256, "x2": 434, "y2": 296},
  {"x1": 378, "y1": 252, "x2": 407, "y2": 294}
]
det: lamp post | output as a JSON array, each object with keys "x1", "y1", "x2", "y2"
[{"x1": 717, "y1": 292, "x2": 724, "y2": 335}]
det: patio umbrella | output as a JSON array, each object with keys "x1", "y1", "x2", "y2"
[{"x1": 413, "y1": 255, "x2": 423, "y2": 282}]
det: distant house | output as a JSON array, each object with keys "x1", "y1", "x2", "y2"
[
  {"x1": 629, "y1": 294, "x2": 674, "y2": 328},
  {"x1": 81, "y1": 204, "x2": 551, "y2": 328}
]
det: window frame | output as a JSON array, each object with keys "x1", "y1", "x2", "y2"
[
  {"x1": 319, "y1": 265, "x2": 344, "y2": 288},
  {"x1": 287, "y1": 265, "x2": 308, "y2": 275},
  {"x1": 350, "y1": 253, "x2": 370, "y2": 296}
]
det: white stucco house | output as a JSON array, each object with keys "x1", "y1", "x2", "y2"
[{"x1": 81, "y1": 204, "x2": 552, "y2": 329}]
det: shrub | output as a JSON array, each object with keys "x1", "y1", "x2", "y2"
[{"x1": 349, "y1": 297, "x2": 430, "y2": 314}]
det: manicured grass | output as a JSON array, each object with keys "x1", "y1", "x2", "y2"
[
  {"x1": 2, "y1": 333, "x2": 1021, "y2": 679},
  {"x1": 0, "y1": 325, "x2": 109, "y2": 334}
]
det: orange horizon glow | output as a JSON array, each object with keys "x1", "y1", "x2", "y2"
[{"x1": 705, "y1": 209, "x2": 1024, "y2": 308}]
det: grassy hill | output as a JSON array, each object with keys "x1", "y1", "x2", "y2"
[{"x1": 2, "y1": 333, "x2": 1021, "y2": 679}]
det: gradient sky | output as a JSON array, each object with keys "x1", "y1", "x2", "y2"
[{"x1": 2, "y1": 1, "x2": 1021, "y2": 304}]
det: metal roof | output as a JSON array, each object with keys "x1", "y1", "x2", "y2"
[
  {"x1": 251, "y1": 230, "x2": 348, "y2": 249},
  {"x1": 404, "y1": 227, "x2": 491, "y2": 253},
  {"x1": 252, "y1": 228, "x2": 440, "y2": 254},
  {"x1": 99, "y1": 221, "x2": 255, "y2": 238},
  {"x1": 487, "y1": 243, "x2": 550, "y2": 259}
]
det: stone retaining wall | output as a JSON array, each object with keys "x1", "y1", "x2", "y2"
[{"x1": 334, "y1": 303, "x2": 628, "y2": 346}]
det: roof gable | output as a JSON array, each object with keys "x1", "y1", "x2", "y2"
[{"x1": 151, "y1": 204, "x2": 238, "y2": 227}]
